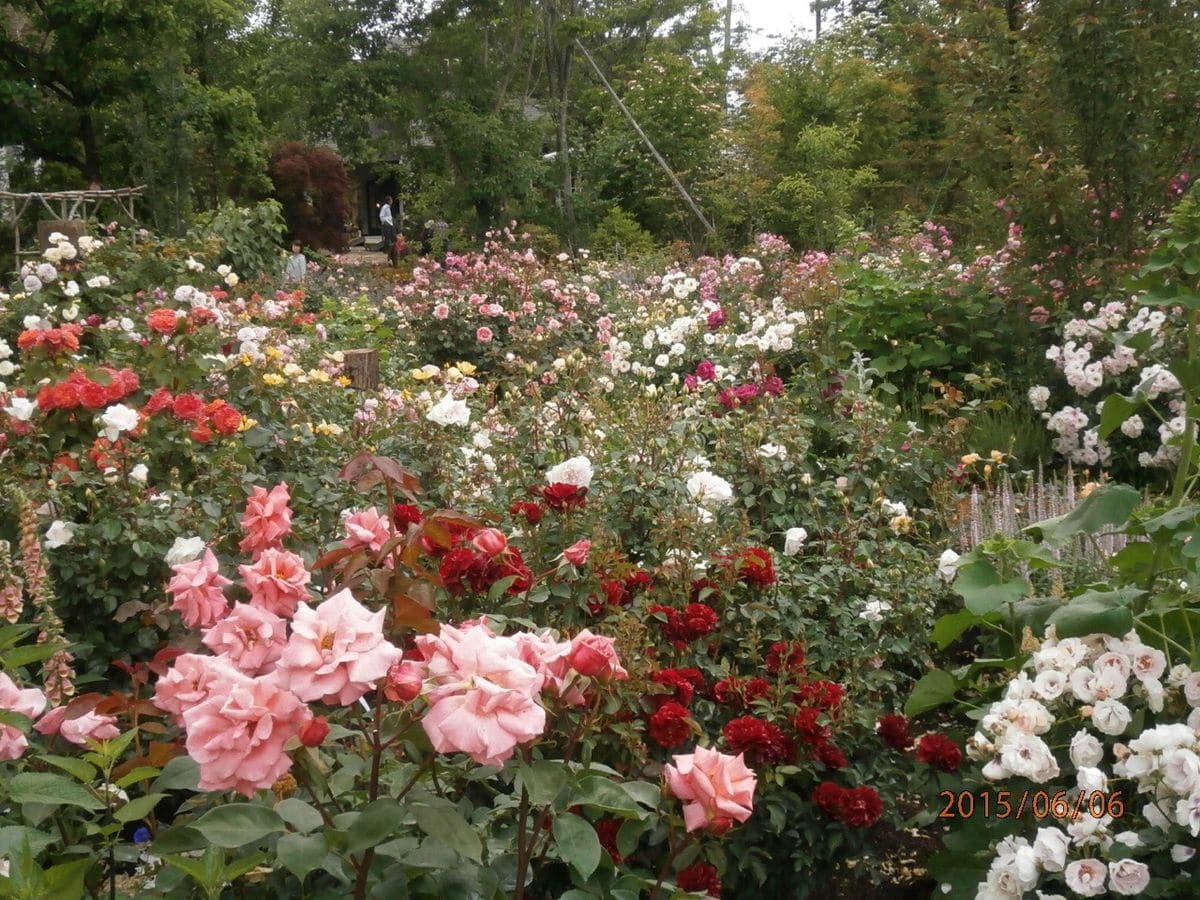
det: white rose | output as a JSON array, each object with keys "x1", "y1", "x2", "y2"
[
  {"x1": 1033, "y1": 669, "x2": 1067, "y2": 701},
  {"x1": 164, "y1": 536, "x2": 206, "y2": 566},
  {"x1": 0, "y1": 361, "x2": 14, "y2": 377},
  {"x1": 1031, "y1": 826, "x2": 1070, "y2": 872},
  {"x1": 545, "y1": 455, "x2": 593, "y2": 488},
  {"x1": 758, "y1": 443, "x2": 787, "y2": 459},
  {"x1": 426, "y1": 393, "x2": 471, "y2": 427},
  {"x1": 998, "y1": 733, "x2": 1060, "y2": 783},
  {"x1": 1114, "y1": 831, "x2": 1141, "y2": 848},
  {"x1": 45, "y1": 520, "x2": 76, "y2": 549},
  {"x1": 1064, "y1": 859, "x2": 1107, "y2": 897},
  {"x1": 3, "y1": 397, "x2": 36, "y2": 422},
  {"x1": 1171, "y1": 844, "x2": 1196, "y2": 863},
  {"x1": 686, "y1": 471, "x2": 734, "y2": 508},
  {"x1": 1069, "y1": 730, "x2": 1104, "y2": 768},
  {"x1": 1076, "y1": 766, "x2": 1108, "y2": 793},
  {"x1": 224, "y1": 273, "x2": 239, "y2": 287},
  {"x1": 99, "y1": 404, "x2": 140, "y2": 441},
  {"x1": 1107, "y1": 859, "x2": 1150, "y2": 895},
  {"x1": 936, "y1": 548, "x2": 960, "y2": 582},
  {"x1": 1184, "y1": 672, "x2": 1200, "y2": 707},
  {"x1": 86, "y1": 275, "x2": 111, "y2": 289},
  {"x1": 1009, "y1": 699, "x2": 1054, "y2": 735},
  {"x1": 1163, "y1": 748, "x2": 1200, "y2": 795},
  {"x1": 783, "y1": 527, "x2": 808, "y2": 556},
  {"x1": 1091, "y1": 698, "x2": 1132, "y2": 735},
  {"x1": 36, "y1": 262, "x2": 58, "y2": 283},
  {"x1": 859, "y1": 600, "x2": 892, "y2": 622},
  {"x1": 128, "y1": 463, "x2": 149, "y2": 485},
  {"x1": 22, "y1": 274, "x2": 42, "y2": 293}
]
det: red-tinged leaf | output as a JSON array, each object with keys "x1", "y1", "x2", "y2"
[
  {"x1": 311, "y1": 547, "x2": 358, "y2": 572},
  {"x1": 114, "y1": 600, "x2": 149, "y2": 623},
  {"x1": 425, "y1": 510, "x2": 484, "y2": 529},
  {"x1": 391, "y1": 595, "x2": 438, "y2": 633},
  {"x1": 339, "y1": 452, "x2": 374, "y2": 483},
  {"x1": 368, "y1": 455, "x2": 422, "y2": 492},
  {"x1": 148, "y1": 741, "x2": 183, "y2": 768}
]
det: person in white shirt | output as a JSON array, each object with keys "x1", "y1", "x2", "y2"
[
  {"x1": 284, "y1": 240, "x2": 307, "y2": 283},
  {"x1": 379, "y1": 196, "x2": 397, "y2": 265}
]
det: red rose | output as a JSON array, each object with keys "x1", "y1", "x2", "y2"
[
  {"x1": 210, "y1": 403, "x2": 243, "y2": 435},
  {"x1": 812, "y1": 781, "x2": 845, "y2": 815},
  {"x1": 143, "y1": 387, "x2": 175, "y2": 416},
  {"x1": 647, "y1": 701, "x2": 692, "y2": 748},
  {"x1": 794, "y1": 680, "x2": 845, "y2": 713},
  {"x1": 815, "y1": 741, "x2": 847, "y2": 770},
  {"x1": 392, "y1": 504, "x2": 424, "y2": 529},
  {"x1": 540, "y1": 482, "x2": 587, "y2": 511},
  {"x1": 915, "y1": 733, "x2": 962, "y2": 773},
  {"x1": 650, "y1": 669, "x2": 700, "y2": 707},
  {"x1": 723, "y1": 716, "x2": 794, "y2": 766},
  {"x1": 471, "y1": 527, "x2": 508, "y2": 557},
  {"x1": 172, "y1": 393, "x2": 205, "y2": 422},
  {"x1": 836, "y1": 786, "x2": 883, "y2": 828},
  {"x1": 78, "y1": 380, "x2": 108, "y2": 409},
  {"x1": 509, "y1": 500, "x2": 544, "y2": 524},
  {"x1": 595, "y1": 817, "x2": 623, "y2": 864},
  {"x1": 729, "y1": 547, "x2": 776, "y2": 586},
  {"x1": 146, "y1": 308, "x2": 179, "y2": 335},
  {"x1": 299, "y1": 716, "x2": 330, "y2": 747},
  {"x1": 766, "y1": 641, "x2": 806, "y2": 675},
  {"x1": 190, "y1": 423, "x2": 213, "y2": 443},
  {"x1": 877, "y1": 714, "x2": 911, "y2": 751},
  {"x1": 790, "y1": 707, "x2": 830, "y2": 746},
  {"x1": 676, "y1": 862, "x2": 721, "y2": 897},
  {"x1": 677, "y1": 603, "x2": 718, "y2": 640}
]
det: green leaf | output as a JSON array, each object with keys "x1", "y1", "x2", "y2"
[
  {"x1": 1097, "y1": 393, "x2": 1142, "y2": 439},
  {"x1": 1143, "y1": 505, "x2": 1200, "y2": 534},
  {"x1": 0, "y1": 826, "x2": 56, "y2": 859},
  {"x1": 1047, "y1": 589, "x2": 1140, "y2": 638},
  {"x1": 904, "y1": 669, "x2": 958, "y2": 717},
  {"x1": 191, "y1": 803, "x2": 286, "y2": 848},
  {"x1": 37, "y1": 755, "x2": 97, "y2": 784},
  {"x1": 116, "y1": 767, "x2": 161, "y2": 789},
  {"x1": 152, "y1": 756, "x2": 199, "y2": 792},
  {"x1": 931, "y1": 610, "x2": 985, "y2": 649},
  {"x1": 411, "y1": 802, "x2": 482, "y2": 863},
  {"x1": 275, "y1": 833, "x2": 329, "y2": 881},
  {"x1": 1, "y1": 643, "x2": 66, "y2": 669},
  {"x1": 164, "y1": 846, "x2": 226, "y2": 900},
  {"x1": 1025, "y1": 484, "x2": 1141, "y2": 547},
  {"x1": 569, "y1": 777, "x2": 644, "y2": 818},
  {"x1": 519, "y1": 760, "x2": 570, "y2": 808},
  {"x1": 954, "y1": 560, "x2": 1028, "y2": 614},
  {"x1": 9, "y1": 773, "x2": 103, "y2": 811},
  {"x1": 553, "y1": 813, "x2": 602, "y2": 881},
  {"x1": 113, "y1": 793, "x2": 167, "y2": 825},
  {"x1": 275, "y1": 798, "x2": 324, "y2": 835},
  {"x1": 346, "y1": 799, "x2": 401, "y2": 854},
  {"x1": 42, "y1": 858, "x2": 93, "y2": 899}
]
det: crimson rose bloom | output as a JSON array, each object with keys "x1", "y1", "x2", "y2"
[
  {"x1": 509, "y1": 501, "x2": 544, "y2": 524},
  {"x1": 766, "y1": 641, "x2": 806, "y2": 675},
  {"x1": 723, "y1": 716, "x2": 794, "y2": 766},
  {"x1": 713, "y1": 676, "x2": 771, "y2": 707},
  {"x1": 815, "y1": 741, "x2": 847, "y2": 770},
  {"x1": 392, "y1": 503, "x2": 424, "y2": 529},
  {"x1": 915, "y1": 733, "x2": 962, "y2": 772},
  {"x1": 539, "y1": 482, "x2": 587, "y2": 511},
  {"x1": 791, "y1": 707, "x2": 831, "y2": 746},
  {"x1": 877, "y1": 714, "x2": 912, "y2": 751},
  {"x1": 647, "y1": 701, "x2": 692, "y2": 748},
  {"x1": 812, "y1": 781, "x2": 845, "y2": 815},
  {"x1": 836, "y1": 785, "x2": 883, "y2": 827},
  {"x1": 651, "y1": 670, "x2": 697, "y2": 707},
  {"x1": 677, "y1": 862, "x2": 721, "y2": 897},
  {"x1": 732, "y1": 547, "x2": 776, "y2": 586},
  {"x1": 595, "y1": 818, "x2": 623, "y2": 863},
  {"x1": 794, "y1": 679, "x2": 845, "y2": 712}
]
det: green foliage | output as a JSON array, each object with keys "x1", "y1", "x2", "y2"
[
  {"x1": 190, "y1": 200, "x2": 286, "y2": 277},
  {"x1": 588, "y1": 206, "x2": 657, "y2": 260}
]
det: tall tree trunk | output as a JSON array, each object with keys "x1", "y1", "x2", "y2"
[
  {"x1": 542, "y1": 0, "x2": 579, "y2": 251},
  {"x1": 722, "y1": 0, "x2": 733, "y2": 108},
  {"x1": 79, "y1": 111, "x2": 101, "y2": 188}
]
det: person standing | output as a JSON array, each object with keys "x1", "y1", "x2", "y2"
[
  {"x1": 285, "y1": 240, "x2": 307, "y2": 283},
  {"x1": 379, "y1": 196, "x2": 397, "y2": 266}
]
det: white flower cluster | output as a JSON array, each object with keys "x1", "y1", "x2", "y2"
[
  {"x1": 42, "y1": 232, "x2": 78, "y2": 264},
  {"x1": 968, "y1": 626, "x2": 1200, "y2": 899}
]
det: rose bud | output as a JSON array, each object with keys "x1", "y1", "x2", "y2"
[
  {"x1": 384, "y1": 660, "x2": 425, "y2": 702},
  {"x1": 471, "y1": 527, "x2": 508, "y2": 557},
  {"x1": 563, "y1": 539, "x2": 591, "y2": 567},
  {"x1": 299, "y1": 716, "x2": 330, "y2": 747}
]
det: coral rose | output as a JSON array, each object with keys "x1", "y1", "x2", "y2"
[
  {"x1": 35, "y1": 707, "x2": 120, "y2": 745},
  {"x1": 343, "y1": 507, "x2": 393, "y2": 553},
  {"x1": 664, "y1": 746, "x2": 757, "y2": 833},
  {"x1": 201, "y1": 603, "x2": 289, "y2": 675},
  {"x1": 239, "y1": 548, "x2": 311, "y2": 618},
  {"x1": 0, "y1": 673, "x2": 47, "y2": 760},
  {"x1": 239, "y1": 483, "x2": 293, "y2": 556},
  {"x1": 568, "y1": 629, "x2": 627, "y2": 680},
  {"x1": 181, "y1": 676, "x2": 309, "y2": 797},
  {"x1": 152, "y1": 654, "x2": 250, "y2": 725},
  {"x1": 562, "y1": 539, "x2": 591, "y2": 566},
  {"x1": 168, "y1": 549, "x2": 232, "y2": 629},
  {"x1": 277, "y1": 589, "x2": 402, "y2": 706},
  {"x1": 146, "y1": 308, "x2": 179, "y2": 335}
]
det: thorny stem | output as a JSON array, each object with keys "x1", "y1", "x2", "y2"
[
  {"x1": 649, "y1": 822, "x2": 687, "y2": 900},
  {"x1": 353, "y1": 688, "x2": 386, "y2": 900},
  {"x1": 513, "y1": 786, "x2": 532, "y2": 900}
]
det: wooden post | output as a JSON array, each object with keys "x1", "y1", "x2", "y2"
[{"x1": 343, "y1": 349, "x2": 379, "y2": 390}]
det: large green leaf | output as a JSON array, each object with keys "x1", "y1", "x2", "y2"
[
  {"x1": 1046, "y1": 589, "x2": 1140, "y2": 638},
  {"x1": 152, "y1": 756, "x2": 199, "y2": 792},
  {"x1": 275, "y1": 798, "x2": 324, "y2": 835},
  {"x1": 954, "y1": 560, "x2": 1029, "y2": 614},
  {"x1": 8, "y1": 773, "x2": 103, "y2": 811},
  {"x1": 1025, "y1": 484, "x2": 1141, "y2": 547},
  {"x1": 904, "y1": 669, "x2": 958, "y2": 717},
  {"x1": 519, "y1": 760, "x2": 570, "y2": 808},
  {"x1": 346, "y1": 799, "x2": 401, "y2": 854},
  {"x1": 931, "y1": 610, "x2": 985, "y2": 649},
  {"x1": 411, "y1": 801, "x2": 482, "y2": 863},
  {"x1": 1097, "y1": 392, "x2": 1143, "y2": 440},
  {"x1": 553, "y1": 812, "x2": 602, "y2": 881},
  {"x1": 191, "y1": 803, "x2": 286, "y2": 848},
  {"x1": 275, "y1": 833, "x2": 329, "y2": 882},
  {"x1": 569, "y1": 777, "x2": 644, "y2": 818}
]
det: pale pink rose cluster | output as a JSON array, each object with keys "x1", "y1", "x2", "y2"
[{"x1": 412, "y1": 621, "x2": 627, "y2": 767}]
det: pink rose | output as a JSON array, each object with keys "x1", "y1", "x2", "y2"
[
  {"x1": 568, "y1": 630, "x2": 627, "y2": 680},
  {"x1": 277, "y1": 589, "x2": 402, "y2": 706},
  {"x1": 510, "y1": 629, "x2": 579, "y2": 701},
  {"x1": 433, "y1": 303, "x2": 450, "y2": 320},
  {"x1": 664, "y1": 746, "x2": 757, "y2": 833},
  {"x1": 563, "y1": 540, "x2": 591, "y2": 566},
  {"x1": 342, "y1": 507, "x2": 393, "y2": 554},
  {"x1": 239, "y1": 549, "x2": 311, "y2": 618},
  {"x1": 0, "y1": 673, "x2": 46, "y2": 760},
  {"x1": 152, "y1": 653, "x2": 250, "y2": 725},
  {"x1": 416, "y1": 622, "x2": 549, "y2": 765},
  {"x1": 299, "y1": 715, "x2": 330, "y2": 747},
  {"x1": 238, "y1": 483, "x2": 293, "y2": 556},
  {"x1": 384, "y1": 659, "x2": 426, "y2": 702},
  {"x1": 182, "y1": 676, "x2": 309, "y2": 797},
  {"x1": 476, "y1": 326, "x2": 493, "y2": 343},
  {"x1": 35, "y1": 706, "x2": 119, "y2": 745},
  {"x1": 201, "y1": 603, "x2": 289, "y2": 674},
  {"x1": 471, "y1": 528, "x2": 508, "y2": 557},
  {"x1": 168, "y1": 549, "x2": 231, "y2": 630}
]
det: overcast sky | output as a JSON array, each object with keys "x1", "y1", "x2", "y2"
[{"x1": 738, "y1": 0, "x2": 815, "y2": 52}]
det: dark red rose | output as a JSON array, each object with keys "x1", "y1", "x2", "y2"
[
  {"x1": 723, "y1": 716, "x2": 794, "y2": 766},
  {"x1": 915, "y1": 733, "x2": 962, "y2": 773},
  {"x1": 647, "y1": 701, "x2": 692, "y2": 749},
  {"x1": 509, "y1": 500, "x2": 544, "y2": 524},
  {"x1": 677, "y1": 603, "x2": 718, "y2": 640},
  {"x1": 595, "y1": 818, "x2": 623, "y2": 864},
  {"x1": 539, "y1": 482, "x2": 587, "y2": 511},
  {"x1": 761, "y1": 375, "x2": 784, "y2": 396},
  {"x1": 696, "y1": 359, "x2": 717, "y2": 381},
  {"x1": 812, "y1": 781, "x2": 846, "y2": 815},
  {"x1": 729, "y1": 547, "x2": 775, "y2": 587},
  {"x1": 677, "y1": 862, "x2": 721, "y2": 897},
  {"x1": 791, "y1": 706, "x2": 831, "y2": 746},
  {"x1": 836, "y1": 786, "x2": 883, "y2": 828},
  {"x1": 815, "y1": 741, "x2": 847, "y2": 770},
  {"x1": 392, "y1": 504, "x2": 424, "y2": 529},
  {"x1": 877, "y1": 714, "x2": 911, "y2": 751},
  {"x1": 766, "y1": 641, "x2": 806, "y2": 675},
  {"x1": 706, "y1": 308, "x2": 727, "y2": 328},
  {"x1": 794, "y1": 680, "x2": 845, "y2": 712}
]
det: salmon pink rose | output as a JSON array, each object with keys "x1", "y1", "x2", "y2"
[
  {"x1": 168, "y1": 549, "x2": 232, "y2": 630},
  {"x1": 152, "y1": 654, "x2": 250, "y2": 725},
  {"x1": 238, "y1": 483, "x2": 293, "y2": 556},
  {"x1": 201, "y1": 604, "x2": 289, "y2": 675},
  {"x1": 181, "y1": 676, "x2": 309, "y2": 797},
  {"x1": 562, "y1": 540, "x2": 591, "y2": 566},
  {"x1": 342, "y1": 507, "x2": 393, "y2": 553},
  {"x1": 0, "y1": 673, "x2": 46, "y2": 760},
  {"x1": 239, "y1": 548, "x2": 311, "y2": 618},
  {"x1": 277, "y1": 589, "x2": 402, "y2": 705},
  {"x1": 568, "y1": 630, "x2": 628, "y2": 680},
  {"x1": 664, "y1": 745, "x2": 757, "y2": 833},
  {"x1": 384, "y1": 659, "x2": 426, "y2": 702},
  {"x1": 35, "y1": 707, "x2": 120, "y2": 745}
]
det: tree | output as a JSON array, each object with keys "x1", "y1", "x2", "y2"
[{"x1": 269, "y1": 142, "x2": 353, "y2": 250}]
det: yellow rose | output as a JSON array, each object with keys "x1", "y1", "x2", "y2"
[
  {"x1": 960, "y1": 453, "x2": 980, "y2": 465},
  {"x1": 990, "y1": 450, "x2": 1006, "y2": 463},
  {"x1": 262, "y1": 373, "x2": 285, "y2": 386},
  {"x1": 282, "y1": 363, "x2": 304, "y2": 378},
  {"x1": 238, "y1": 416, "x2": 258, "y2": 432},
  {"x1": 445, "y1": 366, "x2": 463, "y2": 382},
  {"x1": 308, "y1": 369, "x2": 331, "y2": 383},
  {"x1": 456, "y1": 361, "x2": 477, "y2": 376},
  {"x1": 335, "y1": 376, "x2": 352, "y2": 387}
]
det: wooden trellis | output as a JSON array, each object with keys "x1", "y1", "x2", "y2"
[{"x1": 1, "y1": 186, "x2": 145, "y2": 274}]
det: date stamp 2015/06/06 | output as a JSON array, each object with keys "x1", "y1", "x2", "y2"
[{"x1": 937, "y1": 789, "x2": 1124, "y2": 821}]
